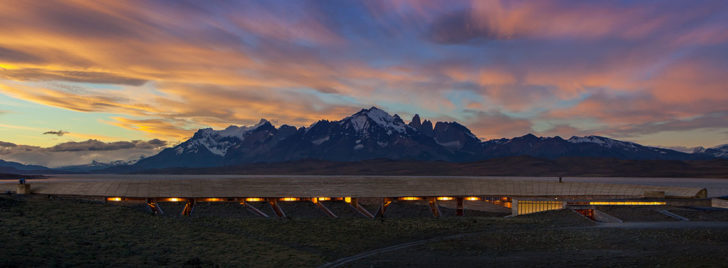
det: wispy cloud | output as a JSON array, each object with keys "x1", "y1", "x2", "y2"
[
  {"x1": 0, "y1": 0, "x2": 726, "y2": 147},
  {"x1": 43, "y1": 130, "x2": 68, "y2": 136}
]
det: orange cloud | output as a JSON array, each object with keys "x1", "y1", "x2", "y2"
[{"x1": 0, "y1": 0, "x2": 726, "y2": 146}]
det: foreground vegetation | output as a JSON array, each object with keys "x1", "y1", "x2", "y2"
[{"x1": 1, "y1": 195, "x2": 727, "y2": 267}]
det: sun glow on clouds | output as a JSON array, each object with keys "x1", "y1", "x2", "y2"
[{"x1": 0, "y1": 0, "x2": 727, "y2": 148}]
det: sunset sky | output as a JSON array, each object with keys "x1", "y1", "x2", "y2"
[{"x1": 1, "y1": 0, "x2": 728, "y2": 166}]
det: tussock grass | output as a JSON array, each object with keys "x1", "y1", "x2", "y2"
[
  {"x1": 0, "y1": 196, "x2": 539, "y2": 267},
  {"x1": 4, "y1": 196, "x2": 722, "y2": 267}
]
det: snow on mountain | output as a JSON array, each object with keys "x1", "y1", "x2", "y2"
[
  {"x1": 127, "y1": 107, "x2": 718, "y2": 172},
  {"x1": 340, "y1": 107, "x2": 408, "y2": 134},
  {"x1": 179, "y1": 119, "x2": 270, "y2": 156},
  {"x1": 57, "y1": 159, "x2": 138, "y2": 172},
  {"x1": 662, "y1": 144, "x2": 728, "y2": 158},
  {"x1": 568, "y1": 136, "x2": 639, "y2": 149},
  {"x1": 311, "y1": 136, "x2": 330, "y2": 145},
  {"x1": 705, "y1": 144, "x2": 728, "y2": 158}
]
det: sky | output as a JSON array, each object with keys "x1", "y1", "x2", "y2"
[{"x1": 1, "y1": 0, "x2": 728, "y2": 166}]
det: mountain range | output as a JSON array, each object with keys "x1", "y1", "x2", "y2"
[
  {"x1": 2, "y1": 106, "x2": 727, "y2": 174},
  {"x1": 0, "y1": 159, "x2": 51, "y2": 174},
  {"x1": 124, "y1": 107, "x2": 726, "y2": 172}
]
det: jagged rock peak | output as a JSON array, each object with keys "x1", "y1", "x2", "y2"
[
  {"x1": 393, "y1": 114, "x2": 403, "y2": 122},
  {"x1": 352, "y1": 106, "x2": 386, "y2": 116},
  {"x1": 420, "y1": 120, "x2": 434, "y2": 136},
  {"x1": 410, "y1": 114, "x2": 421, "y2": 128}
]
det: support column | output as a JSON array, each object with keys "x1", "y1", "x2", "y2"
[
  {"x1": 181, "y1": 199, "x2": 195, "y2": 216},
  {"x1": 268, "y1": 198, "x2": 287, "y2": 218},
  {"x1": 428, "y1": 197, "x2": 441, "y2": 218},
  {"x1": 375, "y1": 198, "x2": 392, "y2": 218},
  {"x1": 456, "y1": 197, "x2": 464, "y2": 216},
  {"x1": 313, "y1": 198, "x2": 337, "y2": 218},
  {"x1": 349, "y1": 198, "x2": 374, "y2": 218},
  {"x1": 147, "y1": 198, "x2": 164, "y2": 215},
  {"x1": 241, "y1": 201, "x2": 269, "y2": 218}
]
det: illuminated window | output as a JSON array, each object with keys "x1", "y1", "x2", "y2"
[
  {"x1": 399, "y1": 197, "x2": 421, "y2": 201},
  {"x1": 437, "y1": 196, "x2": 454, "y2": 201},
  {"x1": 317, "y1": 197, "x2": 331, "y2": 201},
  {"x1": 280, "y1": 197, "x2": 299, "y2": 202},
  {"x1": 465, "y1": 196, "x2": 480, "y2": 201},
  {"x1": 245, "y1": 197, "x2": 264, "y2": 202},
  {"x1": 589, "y1": 201, "x2": 666, "y2": 206},
  {"x1": 516, "y1": 200, "x2": 565, "y2": 215}
]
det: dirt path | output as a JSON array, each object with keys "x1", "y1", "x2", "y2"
[
  {"x1": 318, "y1": 221, "x2": 728, "y2": 268},
  {"x1": 317, "y1": 232, "x2": 479, "y2": 268},
  {"x1": 594, "y1": 221, "x2": 728, "y2": 229}
]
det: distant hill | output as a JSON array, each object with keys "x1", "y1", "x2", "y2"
[
  {"x1": 128, "y1": 106, "x2": 718, "y2": 172},
  {"x1": 0, "y1": 159, "x2": 51, "y2": 174},
  {"x1": 0, "y1": 173, "x2": 46, "y2": 180},
  {"x1": 57, "y1": 160, "x2": 136, "y2": 173}
]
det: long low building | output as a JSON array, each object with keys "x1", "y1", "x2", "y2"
[
  {"x1": 1, "y1": 175, "x2": 713, "y2": 218},
  {"x1": 0, "y1": 175, "x2": 708, "y2": 199}
]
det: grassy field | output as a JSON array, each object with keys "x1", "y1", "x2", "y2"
[
  {"x1": 354, "y1": 226, "x2": 728, "y2": 267},
  {"x1": 1, "y1": 195, "x2": 727, "y2": 267}
]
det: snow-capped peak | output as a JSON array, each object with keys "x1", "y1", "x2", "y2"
[
  {"x1": 180, "y1": 119, "x2": 273, "y2": 156},
  {"x1": 341, "y1": 106, "x2": 407, "y2": 133},
  {"x1": 567, "y1": 136, "x2": 638, "y2": 148},
  {"x1": 214, "y1": 119, "x2": 270, "y2": 138},
  {"x1": 688, "y1": 146, "x2": 706, "y2": 154}
]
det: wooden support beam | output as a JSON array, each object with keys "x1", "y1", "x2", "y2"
[
  {"x1": 181, "y1": 199, "x2": 195, "y2": 216},
  {"x1": 428, "y1": 197, "x2": 441, "y2": 218},
  {"x1": 268, "y1": 198, "x2": 287, "y2": 218},
  {"x1": 241, "y1": 201, "x2": 269, "y2": 218},
  {"x1": 375, "y1": 198, "x2": 392, "y2": 218},
  {"x1": 313, "y1": 198, "x2": 337, "y2": 218},
  {"x1": 456, "y1": 197, "x2": 464, "y2": 216},
  {"x1": 349, "y1": 198, "x2": 374, "y2": 218},
  {"x1": 146, "y1": 198, "x2": 164, "y2": 215}
]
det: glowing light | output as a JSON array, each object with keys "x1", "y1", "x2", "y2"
[
  {"x1": 166, "y1": 198, "x2": 182, "y2": 202},
  {"x1": 437, "y1": 196, "x2": 454, "y2": 201},
  {"x1": 344, "y1": 197, "x2": 352, "y2": 203},
  {"x1": 465, "y1": 197, "x2": 480, "y2": 201},
  {"x1": 203, "y1": 198, "x2": 223, "y2": 202},
  {"x1": 245, "y1": 197, "x2": 264, "y2": 202},
  {"x1": 516, "y1": 200, "x2": 565, "y2": 215},
  {"x1": 313, "y1": 197, "x2": 330, "y2": 203},
  {"x1": 399, "y1": 197, "x2": 421, "y2": 201},
  {"x1": 106, "y1": 197, "x2": 122, "y2": 202},
  {"x1": 280, "y1": 197, "x2": 299, "y2": 202},
  {"x1": 589, "y1": 201, "x2": 666, "y2": 206}
]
